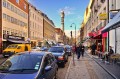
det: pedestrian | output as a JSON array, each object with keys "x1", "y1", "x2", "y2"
[
  {"x1": 91, "y1": 43, "x2": 96, "y2": 55},
  {"x1": 76, "y1": 44, "x2": 81, "y2": 60},
  {"x1": 81, "y1": 44, "x2": 85, "y2": 57}
]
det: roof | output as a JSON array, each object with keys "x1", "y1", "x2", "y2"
[{"x1": 16, "y1": 51, "x2": 51, "y2": 56}]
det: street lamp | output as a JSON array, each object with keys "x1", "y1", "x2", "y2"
[
  {"x1": 70, "y1": 23, "x2": 76, "y2": 46},
  {"x1": 70, "y1": 23, "x2": 76, "y2": 66}
]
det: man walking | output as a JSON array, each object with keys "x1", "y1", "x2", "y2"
[
  {"x1": 81, "y1": 44, "x2": 85, "y2": 57},
  {"x1": 91, "y1": 43, "x2": 96, "y2": 55},
  {"x1": 76, "y1": 44, "x2": 81, "y2": 60}
]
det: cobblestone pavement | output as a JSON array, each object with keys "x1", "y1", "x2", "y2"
[{"x1": 65, "y1": 53, "x2": 114, "y2": 79}]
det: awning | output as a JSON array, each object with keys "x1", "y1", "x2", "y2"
[
  {"x1": 102, "y1": 11, "x2": 120, "y2": 33},
  {"x1": 7, "y1": 39, "x2": 29, "y2": 44}
]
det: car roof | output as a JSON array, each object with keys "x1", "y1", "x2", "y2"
[
  {"x1": 16, "y1": 51, "x2": 51, "y2": 56},
  {"x1": 51, "y1": 46, "x2": 64, "y2": 48}
]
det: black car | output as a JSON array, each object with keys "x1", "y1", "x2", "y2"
[
  {"x1": 0, "y1": 51, "x2": 58, "y2": 79},
  {"x1": 48, "y1": 46, "x2": 68, "y2": 67},
  {"x1": 65, "y1": 45, "x2": 72, "y2": 56}
]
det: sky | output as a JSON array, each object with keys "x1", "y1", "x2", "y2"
[{"x1": 28, "y1": 0, "x2": 90, "y2": 37}]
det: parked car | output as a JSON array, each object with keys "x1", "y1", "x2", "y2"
[
  {"x1": 65, "y1": 45, "x2": 72, "y2": 56},
  {"x1": 48, "y1": 46, "x2": 68, "y2": 67},
  {"x1": 0, "y1": 51, "x2": 58, "y2": 79},
  {"x1": 3, "y1": 44, "x2": 31, "y2": 57},
  {"x1": 40, "y1": 46, "x2": 48, "y2": 51},
  {"x1": 31, "y1": 47, "x2": 40, "y2": 51}
]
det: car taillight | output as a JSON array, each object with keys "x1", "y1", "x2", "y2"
[{"x1": 58, "y1": 56, "x2": 64, "y2": 60}]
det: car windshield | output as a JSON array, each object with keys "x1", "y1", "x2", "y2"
[
  {"x1": 66, "y1": 46, "x2": 71, "y2": 50},
  {"x1": 7, "y1": 45, "x2": 18, "y2": 49},
  {"x1": 48, "y1": 47, "x2": 64, "y2": 53},
  {"x1": 0, "y1": 54, "x2": 42, "y2": 73}
]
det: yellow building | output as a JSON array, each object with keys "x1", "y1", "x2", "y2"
[
  {"x1": 43, "y1": 14, "x2": 56, "y2": 42},
  {"x1": 29, "y1": 3, "x2": 43, "y2": 47},
  {"x1": 1, "y1": 0, "x2": 29, "y2": 51}
]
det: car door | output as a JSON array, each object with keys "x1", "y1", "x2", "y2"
[
  {"x1": 48, "y1": 54, "x2": 57, "y2": 78},
  {"x1": 39, "y1": 55, "x2": 54, "y2": 79}
]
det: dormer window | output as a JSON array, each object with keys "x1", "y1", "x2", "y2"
[
  {"x1": 16, "y1": 0, "x2": 19, "y2": 4},
  {"x1": 101, "y1": 0, "x2": 105, "y2": 3}
]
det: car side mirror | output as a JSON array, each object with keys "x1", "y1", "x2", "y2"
[{"x1": 45, "y1": 66, "x2": 52, "y2": 72}]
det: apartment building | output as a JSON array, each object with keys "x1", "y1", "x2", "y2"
[
  {"x1": 102, "y1": 0, "x2": 120, "y2": 53},
  {"x1": 43, "y1": 14, "x2": 56, "y2": 42},
  {"x1": 29, "y1": 4, "x2": 43, "y2": 47},
  {"x1": 87, "y1": 0, "x2": 108, "y2": 51},
  {"x1": 1, "y1": 0, "x2": 29, "y2": 52},
  {"x1": 55, "y1": 28, "x2": 63, "y2": 43}
]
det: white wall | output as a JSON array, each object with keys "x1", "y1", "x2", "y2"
[
  {"x1": 116, "y1": 27, "x2": 120, "y2": 54},
  {"x1": 109, "y1": 29, "x2": 115, "y2": 52}
]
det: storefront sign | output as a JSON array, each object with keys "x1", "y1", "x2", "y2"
[
  {"x1": 3, "y1": 34, "x2": 24, "y2": 41},
  {"x1": 99, "y1": 13, "x2": 108, "y2": 20}
]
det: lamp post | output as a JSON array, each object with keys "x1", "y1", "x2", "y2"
[{"x1": 70, "y1": 23, "x2": 76, "y2": 66}]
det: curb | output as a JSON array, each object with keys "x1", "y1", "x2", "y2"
[
  {"x1": 65, "y1": 56, "x2": 72, "y2": 79},
  {"x1": 86, "y1": 52, "x2": 118, "y2": 79}
]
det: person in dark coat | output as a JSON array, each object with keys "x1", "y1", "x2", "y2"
[
  {"x1": 76, "y1": 44, "x2": 81, "y2": 59},
  {"x1": 91, "y1": 44, "x2": 96, "y2": 55},
  {"x1": 81, "y1": 44, "x2": 85, "y2": 57}
]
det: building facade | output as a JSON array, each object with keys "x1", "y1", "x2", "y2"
[
  {"x1": 1, "y1": 0, "x2": 29, "y2": 52},
  {"x1": 83, "y1": 0, "x2": 109, "y2": 52},
  {"x1": 29, "y1": 4, "x2": 43, "y2": 47},
  {"x1": 43, "y1": 14, "x2": 56, "y2": 42},
  {"x1": 55, "y1": 28, "x2": 63, "y2": 43}
]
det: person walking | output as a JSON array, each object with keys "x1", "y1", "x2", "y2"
[
  {"x1": 91, "y1": 43, "x2": 96, "y2": 55},
  {"x1": 76, "y1": 44, "x2": 81, "y2": 60},
  {"x1": 81, "y1": 44, "x2": 85, "y2": 57}
]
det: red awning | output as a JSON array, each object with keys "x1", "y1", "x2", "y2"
[{"x1": 102, "y1": 32, "x2": 107, "y2": 37}]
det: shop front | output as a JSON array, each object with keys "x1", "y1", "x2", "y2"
[
  {"x1": 102, "y1": 11, "x2": 120, "y2": 54},
  {"x1": 3, "y1": 34, "x2": 26, "y2": 50},
  {"x1": 88, "y1": 27, "x2": 107, "y2": 52}
]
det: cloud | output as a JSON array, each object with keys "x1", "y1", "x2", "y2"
[{"x1": 58, "y1": 6, "x2": 75, "y2": 16}]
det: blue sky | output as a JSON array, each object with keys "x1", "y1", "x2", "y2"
[{"x1": 28, "y1": 0, "x2": 89, "y2": 37}]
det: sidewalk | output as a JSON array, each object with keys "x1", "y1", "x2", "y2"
[
  {"x1": 65, "y1": 54, "x2": 92, "y2": 79},
  {"x1": 87, "y1": 51, "x2": 120, "y2": 79}
]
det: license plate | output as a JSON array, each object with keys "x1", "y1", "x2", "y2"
[{"x1": 5, "y1": 55, "x2": 9, "y2": 56}]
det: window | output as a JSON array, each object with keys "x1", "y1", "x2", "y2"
[
  {"x1": 16, "y1": 0, "x2": 19, "y2": 4},
  {"x1": 11, "y1": 5, "x2": 14, "y2": 11},
  {"x1": 3, "y1": 13, "x2": 6, "y2": 20},
  {"x1": 3, "y1": 30, "x2": 6, "y2": 34},
  {"x1": 7, "y1": 2, "x2": 11, "y2": 10},
  {"x1": 3, "y1": 0, "x2": 6, "y2": 7},
  {"x1": 24, "y1": 3, "x2": 26, "y2": 9}
]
